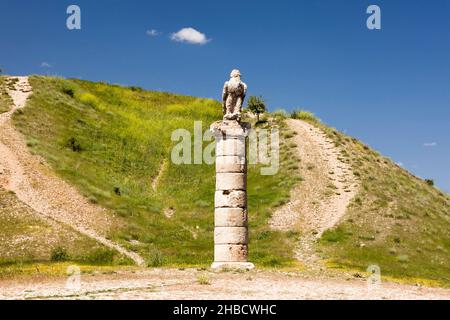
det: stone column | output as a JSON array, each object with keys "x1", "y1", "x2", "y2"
[{"x1": 210, "y1": 120, "x2": 254, "y2": 270}]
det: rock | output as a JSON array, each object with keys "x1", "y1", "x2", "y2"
[
  {"x1": 215, "y1": 208, "x2": 247, "y2": 227},
  {"x1": 214, "y1": 227, "x2": 248, "y2": 244},
  {"x1": 215, "y1": 190, "x2": 246, "y2": 208},
  {"x1": 214, "y1": 244, "x2": 248, "y2": 262},
  {"x1": 216, "y1": 155, "x2": 246, "y2": 173},
  {"x1": 215, "y1": 172, "x2": 246, "y2": 191}
]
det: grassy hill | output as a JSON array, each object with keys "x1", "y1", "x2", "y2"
[
  {"x1": 312, "y1": 120, "x2": 450, "y2": 286},
  {"x1": 6, "y1": 76, "x2": 300, "y2": 268},
  {"x1": 0, "y1": 76, "x2": 448, "y2": 286}
]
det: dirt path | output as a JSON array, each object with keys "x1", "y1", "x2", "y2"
[
  {"x1": 1, "y1": 268, "x2": 448, "y2": 300},
  {"x1": 270, "y1": 119, "x2": 359, "y2": 268},
  {"x1": 0, "y1": 77, "x2": 145, "y2": 266},
  {"x1": 152, "y1": 159, "x2": 167, "y2": 192}
]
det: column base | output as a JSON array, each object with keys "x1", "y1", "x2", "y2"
[{"x1": 211, "y1": 262, "x2": 255, "y2": 270}]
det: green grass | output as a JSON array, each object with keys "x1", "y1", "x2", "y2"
[
  {"x1": 0, "y1": 262, "x2": 140, "y2": 280},
  {"x1": 313, "y1": 122, "x2": 450, "y2": 286},
  {"x1": 5, "y1": 75, "x2": 446, "y2": 285},
  {"x1": 10, "y1": 76, "x2": 300, "y2": 268}
]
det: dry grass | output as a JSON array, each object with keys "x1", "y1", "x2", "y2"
[{"x1": 0, "y1": 77, "x2": 12, "y2": 113}]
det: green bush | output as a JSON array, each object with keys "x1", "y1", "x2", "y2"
[
  {"x1": 62, "y1": 86, "x2": 75, "y2": 98},
  {"x1": 321, "y1": 227, "x2": 348, "y2": 243},
  {"x1": 290, "y1": 109, "x2": 319, "y2": 122},
  {"x1": 65, "y1": 137, "x2": 83, "y2": 152},
  {"x1": 197, "y1": 274, "x2": 211, "y2": 285},
  {"x1": 272, "y1": 109, "x2": 288, "y2": 119},
  {"x1": 129, "y1": 86, "x2": 143, "y2": 92},
  {"x1": 51, "y1": 246, "x2": 69, "y2": 262},
  {"x1": 147, "y1": 249, "x2": 165, "y2": 267},
  {"x1": 78, "y1": 93, "x2": 102, "y2": 109}
]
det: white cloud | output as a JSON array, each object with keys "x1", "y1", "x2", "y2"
[
  {"x1": 170, "y1": 27, "x2": 210, "y2": 45},
  {"x1": 396, "y1": 162, "x2": 404, "y2": 167},
  {"x1": 423, "y1": 142, "x2": 437, "y2": 147},
  {"x1": 146, "y1": 29, "x2": 160, "y2": 37},
  {"x1": 40, "y1": 62, "x2": 52, "y2": 68}
]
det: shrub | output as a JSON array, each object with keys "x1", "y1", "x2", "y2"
[
  {"x1": 255, "y1": 116, "x2": 268, "y2": 126},
  {"x1": 197, "y1": 274, "x2": 211, "y2": 285},
  {"x1": 26, "y1": 139, "x2": 38, "y2": 148},
  {"x1": 321, "y1": 227, "x2": 348, "y2": 243},
  {"x1": 129, "y1": 86, "x2": 143, "y2": 92},
  {"x1": 425, "y1": 179, "x2": 434, "y2": 187},
  {"x1": 62, "y1": 86, "x2": 75, "y2": 98},
  {"x1": 286, "y1": 230, "x2": 300, "y2": 238},
  {"x1": 263, "y1": 257, "x2": 283, "y2": 267},
  {"x1": 147, "y1": 248, "x2": 164, "y2": 267},
  {"x1": 65, "y1": 137, "x2": 83, "y2": 152},
  {"x1": 51, "y1": 246, "x2": 69, "y2": 262},
  {"x1": 272, "y1": 109, "x2": 288, "y2": 119},
  {"x1": 283, "y1": 132, "x2": 294, "y2": 139},
  {"x1": 78, "y1": 93, "x2": 100, "y2": 108},
  {"x1": 290, "y1": 109, "x2": 319, "y2": 122}
]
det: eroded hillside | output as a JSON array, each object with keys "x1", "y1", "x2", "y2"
[
  {"x1": 2, "y1": 76, "x2": 299, "y2": 268},
  {"x1": 0, "y1": 76, "x2": 448, "y2": 286}
]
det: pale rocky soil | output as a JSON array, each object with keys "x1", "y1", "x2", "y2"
[
  {"x1": 1, "y1": 268, "x2": 449, "y2": 300},
  {"x1": 270, "y1": 119, "x2": 358, "y2": 268},
  {"x1": 0, "y1": 77, "x2": 144, "y2": 265}
]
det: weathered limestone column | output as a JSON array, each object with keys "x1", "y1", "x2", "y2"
[{"x1": 210, "y1": 120, "x2": 254, "y2": 270}]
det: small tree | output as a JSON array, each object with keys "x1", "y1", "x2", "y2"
[{"x1": 247, "y1": 95, "x2": 266, "y2": 123}]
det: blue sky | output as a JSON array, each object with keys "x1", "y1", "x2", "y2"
[{"x1": 1, "y1": 0, "x2": 449, "y2": 192}]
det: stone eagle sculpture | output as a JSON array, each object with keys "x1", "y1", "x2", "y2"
[{"x1": 222, "y1": 69, "x2": 247, "y2": 121}]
